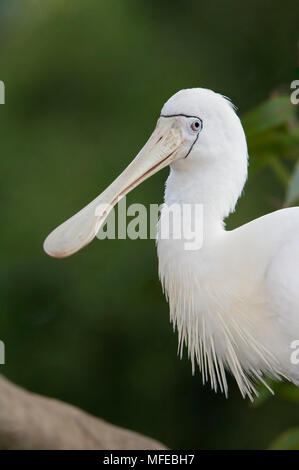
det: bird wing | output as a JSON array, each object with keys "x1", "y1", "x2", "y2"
[
  {"x1": 232, "y1": 207, "x2": 299, "y2": 285},
  {"x1": 233, "y1": 207, "x2": 299, "y2": 384}
]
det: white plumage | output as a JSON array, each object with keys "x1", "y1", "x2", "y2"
[{"x1": 44, "y1": 88, "x2": 299, "y2": 399}]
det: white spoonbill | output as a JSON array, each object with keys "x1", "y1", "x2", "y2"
[{"x1": 44, "y1": 88, "x2": 299, "y2": 399}]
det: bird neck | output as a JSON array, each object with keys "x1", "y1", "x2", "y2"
[{"x1": 164, "y1": 159, "x2": 247, "y2": 240}]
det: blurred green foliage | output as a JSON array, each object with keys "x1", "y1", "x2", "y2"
[
  {"x1": 286, "y1": 162, "x2": 299, "y2": 205},
  {"x1": 269, "y1": 427, "x2": 299, "y2": 450},
  {"x1": 0, "y1": 0, "x2": 298, "y2": 450},
  {"x1": 243, "y1": 95, "x2": 299, "y2": 182}
]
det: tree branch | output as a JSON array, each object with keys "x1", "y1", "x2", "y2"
[{"x1": 0, "y1": 375, "x2": 167, "y2": 450}]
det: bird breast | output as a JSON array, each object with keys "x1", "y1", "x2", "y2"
[{"x1": 156, "y1": 208, "x2": 299, "y2": 399}]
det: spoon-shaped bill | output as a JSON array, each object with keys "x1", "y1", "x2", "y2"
[{"x1": 43, "y1": 118, "x2": 184, "y2": 258}]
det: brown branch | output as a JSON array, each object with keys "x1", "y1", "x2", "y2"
[{"x1": 0, "y1": 375, "x2": 167, "y2": 450}]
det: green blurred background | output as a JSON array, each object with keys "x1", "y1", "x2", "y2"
[{"x1": 0, "y1": 0, "x2": 299, "y2": 450}]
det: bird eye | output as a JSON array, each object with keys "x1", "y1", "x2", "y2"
[{"x1": 190, "y1": 119, "x2": 201, "y2": 132}]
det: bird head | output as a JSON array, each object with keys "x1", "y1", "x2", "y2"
[{"x1": 44, "y1": 88, "x2": 248, "y2": 258}]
